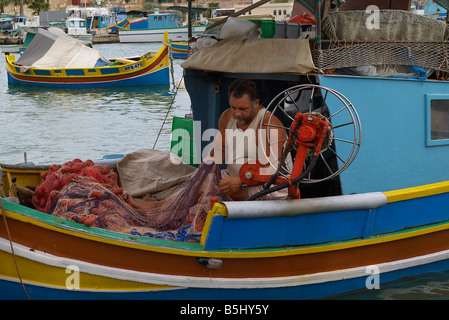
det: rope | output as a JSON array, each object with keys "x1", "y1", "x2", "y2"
[
  {"x1": 165, "y1": 41, "x2": 176, "y2": 88},
  {"x1": 152, "y1": 40, "x2": 184, "y2": 150},
  {"x1": 130, "y1": 224, "x2": 201, "y2": 243},
  {"x1": 152, "y1": 72, "x2": 184, "y2": 150},
  {"x1": 0, "y1": 199, "x2": 31, "y2": 300}
]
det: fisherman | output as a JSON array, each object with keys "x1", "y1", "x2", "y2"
[{"x1": 206, "y1": 79, "x2": 290, "y2": 201}]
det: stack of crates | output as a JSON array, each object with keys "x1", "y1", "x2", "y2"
[{"x1": 274, "y1": 21, "x2": 314, "y2": 39}]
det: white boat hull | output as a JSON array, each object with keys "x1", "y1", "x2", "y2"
[{"x1": 119, "y1": 26, "x2": 206, "y2": 43}]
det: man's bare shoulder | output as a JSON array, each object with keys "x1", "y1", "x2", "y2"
[
  {"x1": 261, "y1": 110, "x2": 284, "y2": 127},
  {"x1": 219, "y1": 108, "x2": 232, "y2": 129}
]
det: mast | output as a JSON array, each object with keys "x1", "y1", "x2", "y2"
[
  {"x1": 188, "y1": 0, "x2": 192, "y2": 38},
  {"x1": 315, "y1": 0, "x2": 321, "y2": 50}
]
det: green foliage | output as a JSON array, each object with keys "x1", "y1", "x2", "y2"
[
  {"x1": 27, "y1": 0, "x2": 50, "y2": 15},
  {"x1": 142, "y1": 1, "x2": 156, "y2": 11}
]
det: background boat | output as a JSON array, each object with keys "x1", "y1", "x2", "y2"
[
  {"x1": 5, "y1": 29, "x2": 170, "y2": 87},
  {"x1": 119, "y1": 10, "x2": 206, "y2": 43},
  {"x1": 169, "y1": 41, "x2": 188, "y2": 59}
]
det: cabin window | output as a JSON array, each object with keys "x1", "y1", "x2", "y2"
[
  {"x1": 425, "y1": 94, "x2": 449, "y2": 146},
  {"x1": 273, "y1": 10, "x2": 276, "y2": 15}
]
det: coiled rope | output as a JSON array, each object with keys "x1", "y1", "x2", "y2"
[{"x1": 130, "y1": 224, "x2": 201, "y2": 243}]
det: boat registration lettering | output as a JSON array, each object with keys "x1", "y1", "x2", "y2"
[{"x1": 123, "y1": 62, "x2": 142, "y2": 71}]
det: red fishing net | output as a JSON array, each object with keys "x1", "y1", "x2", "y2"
[{"x1": 32, "y1": 159, "x2": 228, "y2": 242}]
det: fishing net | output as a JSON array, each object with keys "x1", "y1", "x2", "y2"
[{"x1": 32, "y1": 158, "x2": 228, "y2": 243}]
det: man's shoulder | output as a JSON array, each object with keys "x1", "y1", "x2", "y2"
[{"x1": 219, "y1": 109, "x2": 232, "y2": 127}]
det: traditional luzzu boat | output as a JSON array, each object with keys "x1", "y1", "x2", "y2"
[
  {"x1": 170, "y1": 41, "x2": 188, "y2": 59},
  {"x1": 4, "y1": 28, "x2": 170, "y2": 88},
  {"x1": 3, "y1": 0, "x2": 449, "y2": 300},
  {"x1": 118, "y1": 10, "x2": 206, "y2": 43}
]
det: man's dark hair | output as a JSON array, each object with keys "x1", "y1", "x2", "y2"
[{"x1": 228, "y1": 79, "x2": 259, "y2": 103}]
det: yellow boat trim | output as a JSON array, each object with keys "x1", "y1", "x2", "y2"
[
  {"x1": 0, "y1": 249, "x2": 174, "y2": 291},
  {"x1": 384, "y1": 180, "x2": 449, "y2": 203}
]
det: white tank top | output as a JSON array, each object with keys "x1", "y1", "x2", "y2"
[{"x1": 225, "y1": 108, "x2": 266, "y2": 177}]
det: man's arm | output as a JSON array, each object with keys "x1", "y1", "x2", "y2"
[{"x1": 260, "y1": 113, "x2": 288, "y2": 173}]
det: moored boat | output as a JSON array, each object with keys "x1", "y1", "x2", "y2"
[
  {"x1": 4, "y1": 0, "x2": 449, "y2": 300},
  {"x1": 119, "y1": 10, "x2": 206, "y2": 43},
  {"x1": 4, "y1": 28, "x2": 170, "y2": 88},
  {"x1": 170, "y1": 41, "x2": 188, "y2": 59}
]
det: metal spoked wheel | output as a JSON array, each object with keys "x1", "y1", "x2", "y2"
[{"x1": 260, "y1": 84, "x2": 362, "y2": 184}]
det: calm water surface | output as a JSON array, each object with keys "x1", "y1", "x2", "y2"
[
  {"x1": 0, "y1": 42, "x2": 190, "y2": 165},
  {"x1": 2, "y1": 42, "x2": 449, "y2": 300}
]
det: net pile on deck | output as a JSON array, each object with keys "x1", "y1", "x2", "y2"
[{"x1": 32, "y1": 158, "x2": 227, "y2": 242}]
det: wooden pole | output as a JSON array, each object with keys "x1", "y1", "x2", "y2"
[
  {"x1": 188, "y1": 0, "x2": 192, "y2": 38},
  {"x1": 205, "y1": 0, "x2": 272, "y2": 30}
]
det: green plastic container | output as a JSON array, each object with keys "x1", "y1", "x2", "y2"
[
  {"x1": 170, "y1": 116, "x2": 197, "y2": 166},
  {"x1": 250, "y1": 19, "x2": 276, "y2": 38}
]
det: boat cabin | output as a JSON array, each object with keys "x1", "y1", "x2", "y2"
[{"x1": 182, "y1": 0, "x2": 449, "y2": 198}]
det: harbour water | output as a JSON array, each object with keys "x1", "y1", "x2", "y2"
[
  {"x1": 0, "y1": 42, "x2": 190, "y2": 165},
  {"x1": 1, "y1": 42, "x2": 449, "y2": 300}
]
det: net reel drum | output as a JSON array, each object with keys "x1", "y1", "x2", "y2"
[{"x1": 239, "y1": 84, "x2": 362, "y2": 200}]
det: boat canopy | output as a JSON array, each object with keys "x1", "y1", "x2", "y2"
[
  {"x1": 432, "y1": 0, "x2": 449, "y2": 11},
  {"x1": 167, "y1": 5, "x2": 209, "y2": 14},
  {"x1": 181, "y1": 37, "x2": 316, "y2": 74},
  {"x1": 16, "y1": 28, "x2": 111, "y2": 69}
]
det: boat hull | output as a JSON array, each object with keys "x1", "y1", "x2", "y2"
[
  {"x1": 170, "y1": 41, "x2": 188, "y2": 59},
  {"x1": 119, "y1": 26, "x2": 206, "y2": 43},
  {"x1": 2, "y1": 171, "x2": 449, "y2": 299},
  {"x1": 4, "y1": 46, "x2": 169, "y2": 88}
]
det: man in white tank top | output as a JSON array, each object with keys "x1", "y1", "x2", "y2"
[{"x1": 207, "y1": 79, "x2": 289, "y2": 201}]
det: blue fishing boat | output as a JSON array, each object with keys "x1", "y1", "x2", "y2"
[
  {"x1": 119, "y1": 9, "x2": 206, "y2": 43},
  {"x1": 4, "y1": 0, "x2": 449, "y2": 301}
]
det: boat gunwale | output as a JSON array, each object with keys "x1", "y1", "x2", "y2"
[{"x1": 3, "y1": 178, "x2": 449, "y2": 259}]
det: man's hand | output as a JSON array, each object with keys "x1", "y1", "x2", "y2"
[{"x1": 219, "y1": 176, "x2": 248, "y2": 200}]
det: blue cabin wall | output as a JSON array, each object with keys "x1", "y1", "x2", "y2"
[
  {"x1": 129, "y1": 14, "x2": 179, "y2": 30},
  {"x1": 319, "y1": 75, "x2": 449, "y2": 195},
  {"x1": 147, "y1": 14, "x2": 180, "y2": 29},
  {"x1": 184, "y1": 69, "x2": 449, "y2": 197}
]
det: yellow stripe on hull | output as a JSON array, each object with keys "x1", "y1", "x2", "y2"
[{"x1": 0, "y1": 248, "x2": 175, "y2": 292}]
